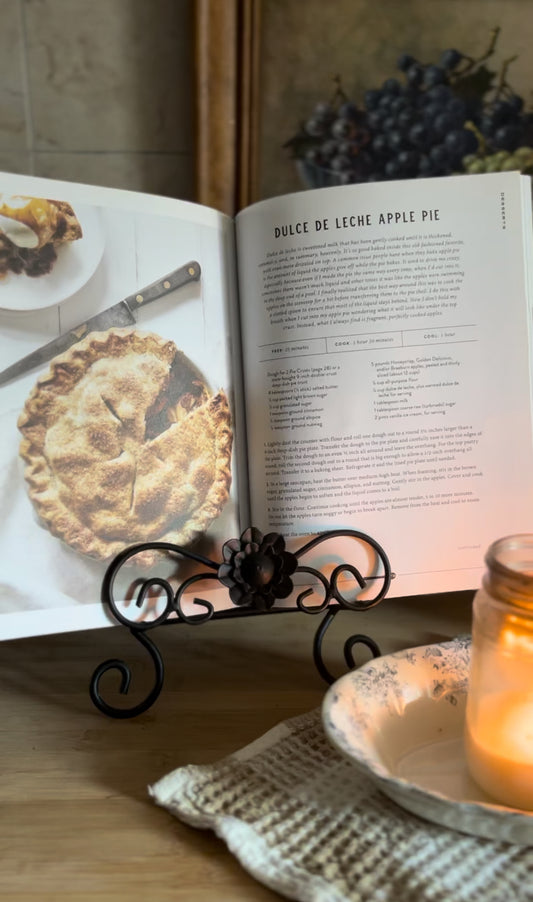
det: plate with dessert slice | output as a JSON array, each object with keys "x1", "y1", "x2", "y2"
[{"x1": 0, "y1": 195, "x2": 105, "y2": 312}]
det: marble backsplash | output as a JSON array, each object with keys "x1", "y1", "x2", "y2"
[{"x1": 0, "y1": 0, "x2": 194, "y2": 198}]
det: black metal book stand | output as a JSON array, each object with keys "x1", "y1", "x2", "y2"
[{"x1": 90, "y1": 527, "x2": 393, "y2": 718}]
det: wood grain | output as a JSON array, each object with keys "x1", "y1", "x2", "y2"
[
  {"x1": 0, "y1": 594, "x2": 472, "y2": 900},
  {"x1": 194, "y1": 0, "x2": 262, "y2": 215}
]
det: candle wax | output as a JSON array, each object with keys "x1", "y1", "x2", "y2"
[{"x1": 465, "y1": 690, "x2": 533, "y2": 809}]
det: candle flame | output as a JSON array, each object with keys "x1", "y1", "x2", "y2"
[{"x1": 500, "y1": 620, "x2": 533, "y2": 656}]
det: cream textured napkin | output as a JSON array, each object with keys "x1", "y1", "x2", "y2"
[{"x1": 149, "y1": 707, "x2": 533, "y2": 902}]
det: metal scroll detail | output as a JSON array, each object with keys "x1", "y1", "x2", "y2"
[{"x1": 90, "y1": 527, "x2": 393, "y2": 718}]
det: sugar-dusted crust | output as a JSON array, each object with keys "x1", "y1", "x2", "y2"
[
  {"x1": 46, "y1": 199, "x2": 83, "y2": 245},
  {"x1": 18, "y1": 328, "x2": 233, "y2": 562}
]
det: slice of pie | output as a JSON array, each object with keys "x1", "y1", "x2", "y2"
[
  {"x1": 0, "y1": 195, "x2": 82, "y2": 279},
  {"x1": 18, "y1": 328, "x2": 233, "y2": 563}
]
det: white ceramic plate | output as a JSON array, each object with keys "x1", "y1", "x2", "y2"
[
  {"x1": 322, "y1": 637, "x2": 533, "y2": 844},
  {"x1": 0, "y1": 204, "x2": 105, "y2": 312}
]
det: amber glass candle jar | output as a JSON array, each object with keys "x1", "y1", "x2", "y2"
[{"x1": 465, "y1": 535, "x2": 533, "y2": 809}]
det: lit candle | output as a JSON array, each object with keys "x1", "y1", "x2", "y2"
[
  {"x1": 465, "y1": 535, "x2": 533, "y2": 810},
  {"x1": 466, "y1": 691, "x2": 533, "y2": 808}
]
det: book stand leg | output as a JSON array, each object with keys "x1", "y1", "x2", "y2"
[{"x1": 90, "y1": 528, "x2": 393, "y2": 718}]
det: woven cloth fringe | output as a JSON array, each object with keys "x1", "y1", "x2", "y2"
[{"x1": 150, "y1": 708, "x2": 533, "y2": 902}]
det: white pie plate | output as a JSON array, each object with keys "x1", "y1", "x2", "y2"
[
  {"x1": 0, "y1": 204, "x2": 104, "y2": 312},
  {"x1": 322, "y1": 637, "x2": 533, "y2": 844}
]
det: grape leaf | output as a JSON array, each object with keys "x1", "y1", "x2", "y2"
[
  {"x1": 282, "y1": 131, "x2": 320, "y2": 158},
  {"x1": 453, "y1": 64, "x2": 496, "y2": 103}
]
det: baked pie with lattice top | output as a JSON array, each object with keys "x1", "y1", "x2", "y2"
[{"x1": 18, "y1": 328, "x2": 233, "y2": 562}]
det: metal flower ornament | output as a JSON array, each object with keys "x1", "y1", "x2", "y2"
[{"x1": 218, "y1": 528, "x2": 298, "y2": 609}]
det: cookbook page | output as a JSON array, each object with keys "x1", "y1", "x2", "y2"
[
  {"x1": 0, "y1": 172, "x2": 244, "y2": 639},
  {"x1": 235, "y1": 172, "x2": 533, "y2": 599}
]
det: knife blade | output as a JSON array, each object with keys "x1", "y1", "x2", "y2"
[{"x1": 0, "y1": 260, "x2": 201, "y2": 386}]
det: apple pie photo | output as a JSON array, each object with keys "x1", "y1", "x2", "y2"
[{"x1": 17, "y1": 327, "x2": 233, "y2": 562}]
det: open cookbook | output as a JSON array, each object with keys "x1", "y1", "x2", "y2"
[{"x1": 1, "y1": 169, "x2": 532, "y2": 639}]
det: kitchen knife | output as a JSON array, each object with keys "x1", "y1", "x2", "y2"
[{"x1": 0, "y1": 260, "x2": 201, "y2": 386}]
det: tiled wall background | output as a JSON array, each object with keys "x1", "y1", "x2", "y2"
[
  {"x1": 5, "y1": 1, "x2": 530, "y2": 205},
  {"x1": 0, "y1": 0, "x2": 194, "y2": 199}
]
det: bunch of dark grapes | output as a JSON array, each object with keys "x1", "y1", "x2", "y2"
[
  {"x1": 286, "y1": 31, "x2": 533, "y2": 184},
  {"x1": 291, "y1": 94, "x2": 374, "y2": 184},
  {"x1": 362, "y1": 50, "x2": 480, "y2": 180}
]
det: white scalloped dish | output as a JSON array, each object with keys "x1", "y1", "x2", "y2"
[{"x1": 322, "y1": 637, "x2": 533, "y2": 844}]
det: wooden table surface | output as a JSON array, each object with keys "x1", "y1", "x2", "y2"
[{"x1": 0, "y1": 593, "x2": 472, "y2": 901}]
